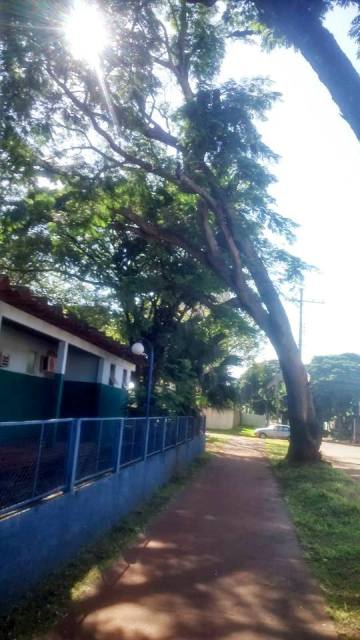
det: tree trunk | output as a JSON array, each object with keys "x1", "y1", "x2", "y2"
[
  {"x1": 258, "y1": 3, "x2": 360, "y2": 141},
  {"x1": 229, "y1": 232, "x2": 322, "y2": 463},
  {"x1": 231, "y1": 287, "x2": 322, "y2": 462},
  {"x1": 253, "y1": 304, "x2": 322, "y2": 462},
  {"x1": 275, "y1": 336, "x2": 321, "y2": 463}
]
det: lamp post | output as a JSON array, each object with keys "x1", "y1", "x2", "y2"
[{"x1": 131, "y1": 339, "x2": 155, "y2": 420}]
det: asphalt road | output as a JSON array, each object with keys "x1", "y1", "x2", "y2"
[{"x1": 321, "y1": 441, "x2": 360, "y2": 482}]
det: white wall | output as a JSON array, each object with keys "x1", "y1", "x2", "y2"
[
  {"x1": 0, "y1": 323, "x2": 57, "y2": 377},
  {"x1": 0, "y1": 301, "x2": 136, "y2": 374},
  {"x1": 99, "y1": 359, "x2": 130, "y2": 389},
  {"x1": 202, "y1": 409, "x2": 267, "y2": 430},
  {"x1": 240, "y1": 412, "x2": 267, "y2": 428},
  {"x1": 203, "y1": 408, "x2": 238, "y2": 431},
  {"x1": 65, "y1": 351, "x2": 131, "y2": 388}
]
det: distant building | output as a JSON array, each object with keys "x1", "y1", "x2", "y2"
[{"x1": 0, "y1": 277, "x2": 137, "y2": 422}]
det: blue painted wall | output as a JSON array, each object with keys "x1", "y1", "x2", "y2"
[{"x1": 0, "y1": 435, "x2": 205, "y2": 610}]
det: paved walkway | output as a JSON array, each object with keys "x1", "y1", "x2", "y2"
[{"x1": 49, "y1": 437, "x2": 337, "y2": 640}]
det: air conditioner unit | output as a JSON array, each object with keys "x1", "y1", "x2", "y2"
[
  {"x1": 40, "y1": 354, "x2": 57, "y2": 373},
  {"x1": 0, "y1": 352, "x2": 10, "y2": 368}
]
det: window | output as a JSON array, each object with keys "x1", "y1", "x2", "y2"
[
  {"x1": 122, "y1": 369, "x2": 128, "y2": 389},
  {"x1": 109, "y1": 363, "x2": 116, "y2": 386},
  {"x1": 40, "y1": 351, "x2": 57, "y2": 375},
  {"x1": 0, "y1": 352, "x2": 10, "y2": 368},
  {"x1": 26, "y1": 351, "x2": 38, "y2": 374}
]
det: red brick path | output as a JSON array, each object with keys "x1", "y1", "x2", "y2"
[{"x1": 49, "y1": 437, "x2": 337, "y2": 640}]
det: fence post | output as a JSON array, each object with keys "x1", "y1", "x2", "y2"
[
  {"x1": 195, "y1": 415, "x2": 200, "y2": 437},
  {"x1": 32, "y1": 422, "x2": 45, "y2": 497},
  {"x1": 162, "y1": 418, "x2": 167, "y2": 452},
  {"x1": 202, "y1": 415, "x2": 206, "y2": 435},
  {"x1": 67, "y1": 419, "x2": 81, "y2": 492},
  {"x1": 143, "y1": 417, "x2": 151, "y2": 460},
  {"x1": 115, "y1": 419, "x2": 124, "y2": 472},
  {"x1": 95, "y1": 419, "x2": 103, "y2": 474}
]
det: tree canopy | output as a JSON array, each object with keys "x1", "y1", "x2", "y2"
[
  {"x1": 239, "y1": 359, "x2": 286, "y2": 420},
  {"x1": 0, "y1": 0, "x2": 306, "y2": 324},
  {"x1": 240, "y1": 353, "x2": 360, "y2": 438},
  {"x1": 308, "y1": 353, "x2": 360, "y2": 424},
  {"x1": 0, "y1": 178, "x2": 259, "y2": 415}
]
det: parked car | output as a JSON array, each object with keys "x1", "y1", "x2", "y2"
[{"x1": 254, "y1": 424, "x2": 290, "y2": 439}]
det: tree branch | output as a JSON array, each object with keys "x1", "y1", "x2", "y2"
[
  {"x1": 114, "y1": 207, "x2": 206, "y2": 263},
  {"x1": 228, "y1": 30, "x2": 256, "y2": 39}
]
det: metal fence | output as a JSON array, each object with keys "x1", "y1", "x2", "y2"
[{"x1": 0, "y1": 415, "x2": 205, "y2": 515}]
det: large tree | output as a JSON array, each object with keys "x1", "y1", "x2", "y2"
[
  {"x1": 189, "y1": 0, "x2": 360, "y2": 141},
  {"x1": 0, "y1": 0, "x2": 318, "y2": 461}
]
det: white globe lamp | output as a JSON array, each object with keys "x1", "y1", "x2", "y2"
[{"x1": 131, "y1": 341, "x2": 145, "y2": 356}]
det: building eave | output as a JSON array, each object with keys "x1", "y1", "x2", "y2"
[{"x1": 0, "y1": 277, "x2": 140, "y2": 366}]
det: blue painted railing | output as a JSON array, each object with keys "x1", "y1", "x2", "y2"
[{"x1": 0, "y1": 415, "x2": 205, "y2": 516}]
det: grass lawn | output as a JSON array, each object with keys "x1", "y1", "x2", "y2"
[
  {"x1": 207, "y1": 425, "x2": 256, "y2": 438},
  {"x1": 0, "y1": 455, "x2": 208, "y2": 640},
  {"x1": 266, "y1": 440, "x2": 360, "y2": 640}
]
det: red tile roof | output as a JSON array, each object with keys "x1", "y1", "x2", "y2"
[{"x1": 0, "y1": 277, "x2": 139, "y2": 365}]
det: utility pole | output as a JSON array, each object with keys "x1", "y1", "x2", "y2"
[
  {"x1": 297, "y1": 287, "x2": 324, "y2": 360},
  {"x1": 299, "y1": 288, "x2": 304, "y2": 360}
]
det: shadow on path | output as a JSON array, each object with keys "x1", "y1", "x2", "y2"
[{"x1": 49, "y1": 437, "x2": 337, "y2": 640}]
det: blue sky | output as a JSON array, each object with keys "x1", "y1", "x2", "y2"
[{"x1": 223, "y1": 5, "x2": 360, "y2": 364}]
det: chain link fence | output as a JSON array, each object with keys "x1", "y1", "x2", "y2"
[
  {"x1": 0, "y1": 419, "x2": 72, "y2": 513},
  {"x1": 0, "y1": 415, "x2": 205, "y2": 515}
]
